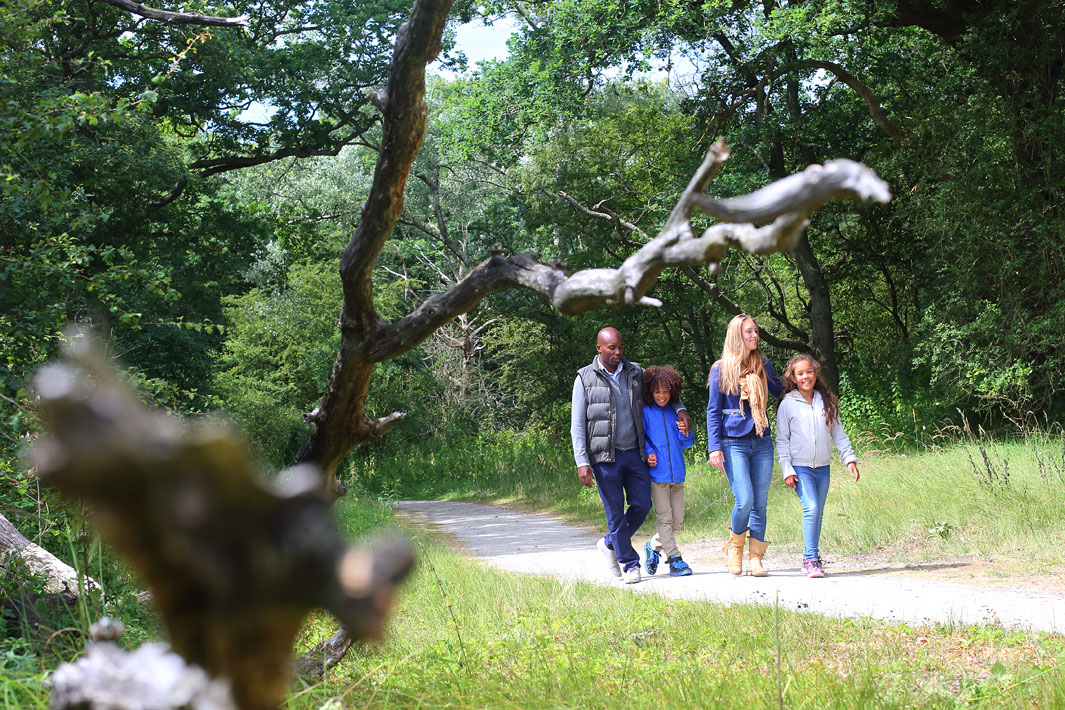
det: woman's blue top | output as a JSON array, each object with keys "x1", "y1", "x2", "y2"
[{"x1": 706, "y1": 359, "x2": 782, "y2": 453}]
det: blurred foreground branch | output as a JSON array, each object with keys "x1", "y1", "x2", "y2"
[{"x1": 33, "y1": 332, "x2": 414, "y2": 710}]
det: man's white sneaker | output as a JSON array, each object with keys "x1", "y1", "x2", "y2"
[
  {"x1": 597, "y1": 538, "x2": 622, "y2": 578},
  {"x1": 621, "y1": 565, "x2": 641, "y2": 584}
]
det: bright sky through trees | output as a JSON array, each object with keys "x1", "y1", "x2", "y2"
[{"x1": 449, "y1": 15, "x2": 518, "y2": 67}]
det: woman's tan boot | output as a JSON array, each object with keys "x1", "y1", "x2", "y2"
[
  {"x1": 748, "y1": 537, "x2": 770, "y2": 577},
  {"x1": 721, "y1": 529, "x2": 746, "y2": 575}
]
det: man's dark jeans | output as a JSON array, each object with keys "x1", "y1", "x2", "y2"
[{"x1": 593, "y1": 447, "x2": 651, "y2": 571}]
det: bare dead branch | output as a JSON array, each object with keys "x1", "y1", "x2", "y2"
[
  {"x1": 371, "y1": 411, "x2": 406, "y2": 437},
  {"x1": 369, "y1": 171, "x2": 885, "y2": 362},
  {"x1": 97, "y1": 0, "x2": 247, "y2": 26},
  {"x1": 0, "y1": 512, "x2": 99, "y2": 600},
  {"x1": 555, "y1": 165, "x2": 813, "y2": 349},
  {"x1": 690, "y1": 159, "x2": 890, "y2": 224}
]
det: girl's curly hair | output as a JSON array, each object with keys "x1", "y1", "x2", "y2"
[
  {"x1": 775, "y1": 353, "x2": 839, "y2": 427},
  {"x1": 643, "y1": 365, "x2": 683, "y2": 406}
]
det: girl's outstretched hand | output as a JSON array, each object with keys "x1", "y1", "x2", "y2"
[
  {"x1": 848, "y1": 462, "x2": 860, "y2": 482},
  {"x1": 784, "y1": 475, "x2": 797, "y2": 489}
]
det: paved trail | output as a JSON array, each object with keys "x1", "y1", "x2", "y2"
[{"x1": 395, "y1": 500, "x2": 1065, "y2": 634}]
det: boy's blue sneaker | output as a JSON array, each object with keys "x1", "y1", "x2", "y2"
[
  {"x1": 667, "y1": 556, "x2": 692, "y2": 577},
  {"x1": 643, "y1": 541, "x2": 660, "y2": 576}
]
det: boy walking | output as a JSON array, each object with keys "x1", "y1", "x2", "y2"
[{"x1": 641, "y1": 366, "x2": 696, "y2": 576}]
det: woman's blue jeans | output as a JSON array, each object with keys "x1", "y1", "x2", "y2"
[
  {"x1": 722, "y1": 434, "x2": 774, "y2": 541},
  {"x1": 793, "y1": 464, "x2": 831, "y2": 560}
]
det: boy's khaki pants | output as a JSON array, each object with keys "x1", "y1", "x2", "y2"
[{"x1": 649, "y1": 481, "x2": 685, "y2": 559}]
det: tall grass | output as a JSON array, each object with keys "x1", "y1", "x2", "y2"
[
  {"x1": 696, "y1": 435, "x2": 1065, "y2": 561},
  {"x1": 356, "y1": 428, "x2": 1065, "y2": 563},
  {"x1": 347, "y1": 429, "x2": 604, "y2": 521},
  {"x1": 0, "y1": 670, "x2": 49, "y2": 710},
  {"x1": 286, "y1": 537, "x2": 1065, "y2": 709}
]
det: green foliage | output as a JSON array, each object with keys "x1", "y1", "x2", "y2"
[
  {"x1": 213, "y1": 261, "x2": 344, "y2": 466},
  {"x1": 478, "y1": 0, "x2": 1065, "y2": 431},
  {"x1": 917, "y1": 301, "x2": 1039, "y2": 419},
  {"x1": 212, "y1": 251, "x2": 469, "y2": 467},
  {"x1": 4, "y1": 0, "x2": 1065, "y2": 697},
  {"x1": 345, "y1": 428, "x2": 578, "y2": 503}
]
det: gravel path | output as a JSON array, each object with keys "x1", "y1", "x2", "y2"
[{"x1": 395, "y1": 500, "x2": 1065, "y2": 634}]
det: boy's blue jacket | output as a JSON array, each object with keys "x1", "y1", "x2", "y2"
[
  {"x1": 706, "y1": 359, "x2": 783, "y2": 453},
  {"x1": 642, "y1": 403, "x2": 696, "y2": 483}
]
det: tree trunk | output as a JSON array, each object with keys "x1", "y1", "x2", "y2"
[
  {"x1": 766, "y1": 124, "x2": 841, "y2": 393},
  {"x1": 791, "y1": 231, "x2": 840, "y2": 392}
]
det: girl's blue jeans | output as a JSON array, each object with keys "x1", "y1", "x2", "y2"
[
  {"x1": 721, "y1": 434, "x2": 774, "y2": 541},
  {"x1": 793, "y1": 464, "x2": 831, "y2": 560}
]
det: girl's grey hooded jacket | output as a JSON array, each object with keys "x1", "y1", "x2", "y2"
[{"x1": 775, "y1": 389, "x2": 857, "y2": 480}]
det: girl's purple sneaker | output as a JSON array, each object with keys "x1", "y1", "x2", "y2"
[{"x1": 802, "y1": 558, "x2": 825, "y2": 578}]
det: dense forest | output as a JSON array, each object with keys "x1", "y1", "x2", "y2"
[{"x1": 2, "y1": 0, "x2": 1064, "y2": 701}]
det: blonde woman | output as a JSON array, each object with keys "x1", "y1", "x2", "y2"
[{"x1": 706, "y1": 314, "x2": 782, "y2": 576}]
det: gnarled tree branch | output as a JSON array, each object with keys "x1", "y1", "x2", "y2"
[
  {"x1": 97, "y1": 0, "x2": 247, "y2": 26},
  {"x1": 368, "y1": 157, "x2": 888, "y2": 362},
  {"x1": 690, "y1": 159, "x2": 891, "y2": 224},
  {"x1": 556, "y1": 179, "x2": 812, "y2": 351},
  {"x1": 804, "y1": 60, "x2": 911, "y2": 146}
]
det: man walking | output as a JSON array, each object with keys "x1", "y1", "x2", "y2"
[{"x1": 571, "y1": 327, "x2": 691, "y2": 583}]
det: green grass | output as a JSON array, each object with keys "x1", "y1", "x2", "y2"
[
  {"x1": 284, "y1": 532, "x2": 1065, "y2": 709},
  {"x1": 687, "y1": 435, "x2": 1065, "y2": 564},
  {"x1": 6, "y1": 488, "x2": 1065, "y2": 709},
  {"x1": 353, "y1": 429, "x2": 1065, "y2": 565},
  {"x1": 8, "y1": 432, "x2": 1065, "y2": 708}
]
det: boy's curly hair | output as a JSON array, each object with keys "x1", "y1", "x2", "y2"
[{"x1": 643, "y1": 365, "x2": 683, "y2": 405}]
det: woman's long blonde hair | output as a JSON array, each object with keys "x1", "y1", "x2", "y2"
[{"x1": 709, "y1": 314, "x2": 767, "y2": 395}]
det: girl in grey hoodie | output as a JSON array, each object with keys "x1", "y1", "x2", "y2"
[{"x1": 774, "y1": 354, "x2": 861, "y2": 578}]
